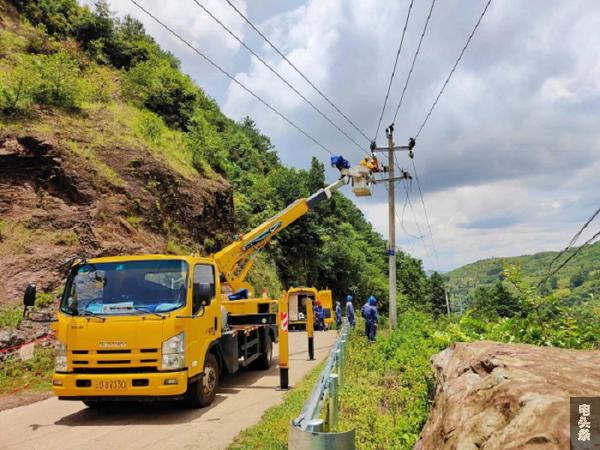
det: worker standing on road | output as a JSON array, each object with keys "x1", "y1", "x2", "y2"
[
  {"x1": 335, "y1": 301, "x2": 342, "y2": 328},
  {"x1": 314, "y1": 300, "x2": 325, "y2": 331},
  {"x1": 345, "y1": 295, "x2": 355, "y2": 327},
  {"x1": 361, "y1": 296, "x2": 379, "y2": 342}
]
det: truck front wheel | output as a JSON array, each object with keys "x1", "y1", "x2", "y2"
[{"x1": 187, "y1": 353, "x2": 219, "y2": 408}]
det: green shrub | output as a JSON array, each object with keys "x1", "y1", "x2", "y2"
[
  {"x1": 0, "y1": 306, "x2": 22, "y2": 329},
  {"x1": 33, "y1": 51, "x2": 84, "y2": 108},
  {"x1": 0, "y1": 345, "x2": 54, "y2": 395},
  {"x1": 9, "y1": 0, "x2": 80, "y2": 38},
  {"x1": 0, "y1": 51, "x2": 86, "y2": 114},
  {"x1": 123, "y1": 57, "x2": 198, "y2": 130}
]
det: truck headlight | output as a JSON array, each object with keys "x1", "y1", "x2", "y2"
[
  {"x1": 55, "y1": 341, "x2": 67, "y2": 372},
  {"x1": 161, "y1": 332, "x2": 185, "y2": 370}
]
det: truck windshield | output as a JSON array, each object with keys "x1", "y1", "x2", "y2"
[{"x1": 60, "y1": 260, "x2": 188, "y2": 316}]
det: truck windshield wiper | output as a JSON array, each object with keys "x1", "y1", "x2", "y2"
[
  {"x1": 79, "y1": 310, "x2": 106, "y2": 322},
  {"x1": 131, "y1": 307, "x2": 166, "y2": 319}
]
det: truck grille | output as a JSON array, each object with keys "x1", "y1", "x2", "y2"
[{"x1": 70, "y1": 348, "x2": 160, "y2": 371}]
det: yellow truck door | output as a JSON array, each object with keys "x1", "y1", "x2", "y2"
[{"x1": 317, "y1": 290, "x2": 334, "y2": 325}]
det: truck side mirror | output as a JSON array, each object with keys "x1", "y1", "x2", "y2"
[
  {"x1": 23, "y1": 283, "x2": 36, "y2": 307},
  {"x1": 193, "y1": 283, "x2": 214, "y2": 313}
]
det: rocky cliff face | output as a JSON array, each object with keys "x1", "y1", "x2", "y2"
[
  {"x1": 0, "y1": 129, "x2": 235, "y2": 307},
  {"x1": 416, "y1": 341, "x2": 600, "y2": 450}
]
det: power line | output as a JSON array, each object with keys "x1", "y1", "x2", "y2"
[
  {"x1": 415, "y1": 0, "x2": 492, "y2": 139},
  {"x1": 537, "y1": 230, "x2": 600, "y2": 288},
  {"x1": 223, "y1": 0, "x2": 371, "y2": 145},
  {"x1": 189, "y1": 0, "x2": 366, "y2": 154},
  {"x1": 129, "y1": 0, "x2": 333, "y2": 156},
  {"x1": 373, "y1": 0, "x2": 414, "y2": 143},
  {"x1": 400, "y1": 182, "x2": 424, "y2": 241},
  {"x1": 547, "y1": 207, "x2": 600, "y2": 272},
  {"x1": 391, "y1": 0, "x2": 437, "y2": 125},
  {"x1": 411, "y1": 158, "x2": 441, "y2": 269}
]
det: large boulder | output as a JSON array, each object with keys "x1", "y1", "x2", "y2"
[{"x1": 415, "y1": 341, "x2": 600, "y2": 450}]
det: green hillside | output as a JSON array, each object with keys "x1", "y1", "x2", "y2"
[{"x1": 447, "y1": 240, "x2": 600, "y2": 310}]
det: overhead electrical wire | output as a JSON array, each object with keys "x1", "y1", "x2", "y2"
[
  {"x1": 189, "y1": 0, "x2": 366, "y2": 154},
  {"x1": 129, "y1": 0, "x2": 334, "y2": 156},
  {"x1": 222, "y1": 0, "x2": 371, "y2": 145},
  {"x1": 537, "y1": 207, "x2": 600, "y2": 287},
  {"x1": 373, "y1": 0, "x2": 414, "y2": 143},
  {"x1": 410, "y1": 159, "x2": 441, "y2": 269},
  {"x1": 547, "y1": 207, "x2": 600, "y2": 272},
  {"x1": 415, "y1": 0, "x2": 493, "y2": 139},
  {"x1": 537, "y1": 229, "x2": 600, "y2": 289},
  {"x1": 391, "y1": 0, "x2": 437, "y2": 125}
]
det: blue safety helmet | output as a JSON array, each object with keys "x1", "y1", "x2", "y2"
[
  {"x1": 346, "y1": 295, "x2": 353, "y2": 302},
  {"x1": 368, "y1": 296, "x2": 376, "y2": 305}
]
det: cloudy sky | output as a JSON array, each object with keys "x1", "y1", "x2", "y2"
[{"x1": 93, "y1": 0, "x2": 599, "y2": 271}]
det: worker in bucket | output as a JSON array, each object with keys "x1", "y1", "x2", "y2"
[
  {"x1": 335, "y1": 301, "x2": 342, "y2": 328},
  {"x1": 361, "y1": 296, "x2": 379, "y2": 342},
  {"x1": 345, "y1": 295, "x2": 355, "y2": 327}
]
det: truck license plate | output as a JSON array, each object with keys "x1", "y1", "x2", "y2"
[{"x1": 96, "y1": 380, "x2": 126, "y2": 390}]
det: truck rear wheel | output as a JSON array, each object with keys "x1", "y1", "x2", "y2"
[
  {"x1": 187, "y1": 353, "x2": 219, "y2": 408},
  {"x1": 255, "y1": 333, "x2": 273, "y2": 370}
]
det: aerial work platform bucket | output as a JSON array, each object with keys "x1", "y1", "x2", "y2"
[{"x1": 351, "y1": 166, "x2": 373, "y2": 197}]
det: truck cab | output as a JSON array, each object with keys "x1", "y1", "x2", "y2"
[{"x1": 47, "y1": 255, "x2": 276, "y2": 408}]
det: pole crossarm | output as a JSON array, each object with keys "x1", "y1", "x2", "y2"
[{"x1": 372, "y1": 145, "x2": 410, "y2": 152}]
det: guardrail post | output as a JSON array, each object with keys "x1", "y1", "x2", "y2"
[
  {"x1": 289, "y1": 322, "x2": 355, "y2": 449},
  {"x1": 307, "y1": 418, "x2": 324, "y2": 432},
  {"x1": 335, "y1": 349, "x2": 342, "y2": 385},
  {"x1": 328, "y1": 373, "x2": 339, "y2": 431}
]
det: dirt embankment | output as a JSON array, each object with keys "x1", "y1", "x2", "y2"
[
  {"x1": 416, "y1": 341, "x2": 600, "y2": 450},
  {"x1": 0, "y1": 130, "x2": 235, "y2": 312}
]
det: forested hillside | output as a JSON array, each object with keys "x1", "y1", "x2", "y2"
[
  {"x1": 447, "y1": 240, "x2": 600, "y2": 312},
  {"x1": 0, "y1": 0, "x2": 438, "y2": 317}
]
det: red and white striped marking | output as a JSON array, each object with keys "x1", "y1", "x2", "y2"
[{"x1": 280, "y1": 312, "x2": 288, "y2": 332}]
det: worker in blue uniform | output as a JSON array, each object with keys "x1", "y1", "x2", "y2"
[
  {"x1": 345, "y1": 295, "x2": 355, "y2": 327},
  {"x1": 335, "y1": 301, "x2": 342, "y2": 328},
  {"x1": 361, "y1": 296, "x2": 378, "y2": 342},
  {"x1": 314, "y1": 300, "x2": 325, "y2": 331}
]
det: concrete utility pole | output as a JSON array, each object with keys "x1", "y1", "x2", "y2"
[
  {"x1": 444, "y1": 287, "x2": 450, "y2": 316},
  {"x1": 372, "y1": 130, "x2": 415, "y2": 330},
  {"x1": 386, "y1": 125, "x2": 397, "y2": 330}
]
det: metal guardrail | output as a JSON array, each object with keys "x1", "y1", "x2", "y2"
[{"x1": 289, "y1": 322, "x2": 355, "y2": 449}]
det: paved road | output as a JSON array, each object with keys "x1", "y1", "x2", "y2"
[{"x1": 0, "y1": 331, "x2": 338, "y2": 450}]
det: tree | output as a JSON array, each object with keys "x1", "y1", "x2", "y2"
[
  {"x1": 429, "y1": 272, "x2": 447, "y2": 316},
  {"x1": 570, "y1": 271, "x2": 587, "y2": 289}
]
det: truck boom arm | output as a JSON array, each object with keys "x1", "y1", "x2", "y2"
[{"x1": 214, "y1": 176, "x2": 350, "y2": 294}]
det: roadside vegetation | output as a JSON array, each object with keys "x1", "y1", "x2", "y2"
[
  {"x1": 0, "y1": 346, "x2": 54, "y2": 395},
  {"x1": 337, "y1": 264, "x2": 600, "y2": 449},
  {"x1": 229, "y1": 362, "x2": 325, "y2": 450}
]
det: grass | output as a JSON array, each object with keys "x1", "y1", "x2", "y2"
[
  {"x1": 229, "y1": 361, "x2": 325, "y2": 450},
  {"x1": 337, "y1": 314, "x2": 444, "y2": 450},
  {"x1": 0, "y1": 220, "x2": 80, "y2": 257},
  {"x1": 0, "y1": 346, "x2": 54, "y2": 395},
  {"x1": 0, "y1": 306, "x2": 23, "y2": 329},
  {"x1": 64, "y1": 139, "x2": 125, "y2": 188}
]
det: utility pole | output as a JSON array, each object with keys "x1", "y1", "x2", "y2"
[
  {"x1": 444, "y1": 287, "x2": 450, "y2": 316},
  {"x1": 371, "y1": 132, "x2": 415, "y2": 330},
  {"x1": 387, "y1": 125, "x2": 397, "y2": 329}
]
